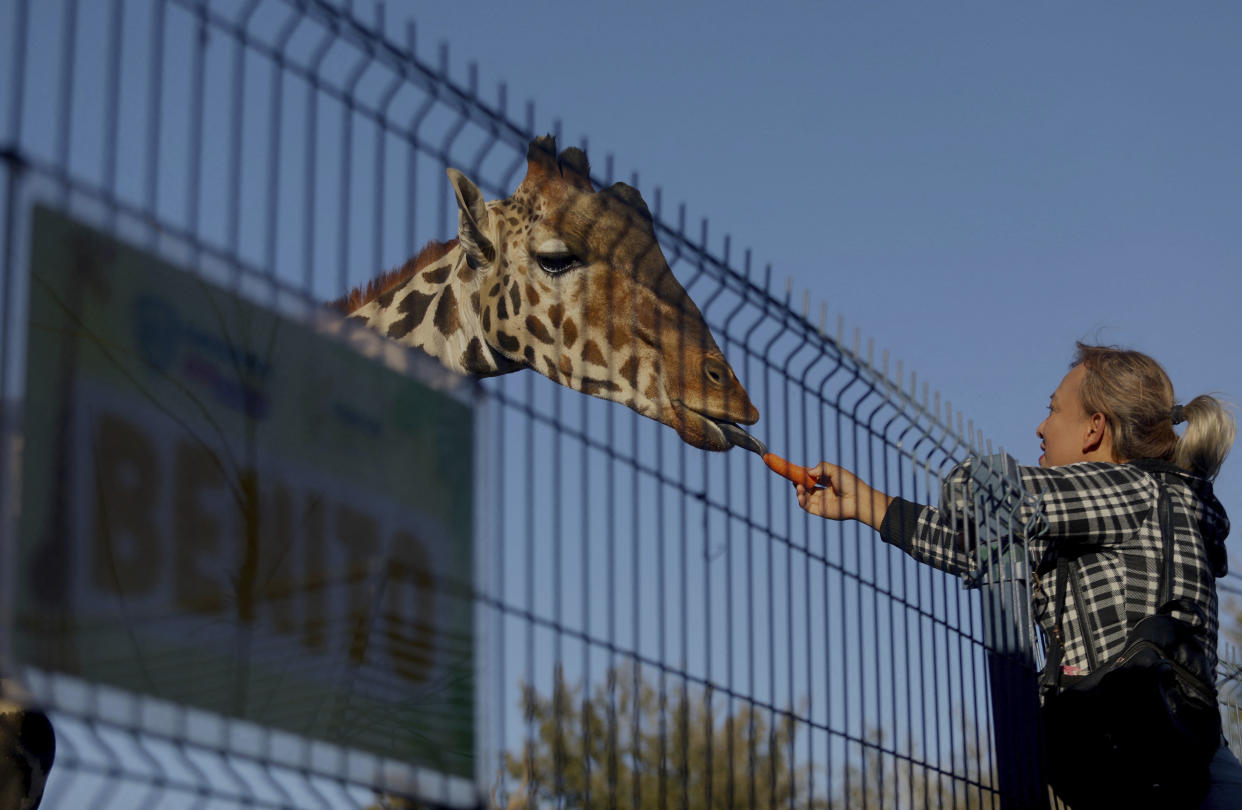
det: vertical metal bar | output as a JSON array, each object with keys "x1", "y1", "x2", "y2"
[
  {"x1": 3, "y1": 0, "x2": 30, "y2": 147},
  {"x1": 0, "y1": 0, "x2": 29, "y2": 359},
  {"x1": 698, "y1": 217, "x2": 714, "y2": 810},
  {"x1": 144, "y1": 0, "x2": 166, "y2": 237},
  {"x1": 607, "y1": 312, "x2": 618, "y2": 810},
  {"x1": 657, "y1": 402, "x2": 668, "y2": 810},
  {"x1": 372, "y1": 5, "x2": 395, "y2": 284},
  {"x1": 834, "y1": 372, "x2": 852, "y2": 805},
  {"x1": 737, "y1": 250, "x2": 758, "y2": 810},
  {"x1": 339, "y1": 0, "x2": 379, "y2": 297},
  {"x1": 186, "y1": 2, "x2": 207, "y2": 245},
  {"x1": 801, "y1": 365, "x2": 815, "y2": 810},
  {"x1": 0, "y1": 0, "x2": 31, "y2": 673},
  {"x1": 631, "y1": 374, "x2": 641, "y2": 810},
  {"x1": 404, "y1": 22, "x2": 419, "y2": 262},
  {"x1": 757, "y1": 263, "x2": 778, "y2": 810},
  {"x1": 101, "y1": 0, "x2": 123, "y2": 222},
  {"x1": 493, "y1": 389, "x2": 508, "y2": 804},
  {"x1": 434, "y1": 42, "x2": 451, "y2": 240},
  {"x1": 265, "y1": 8, "x2": 299, "y2": 289},
  {"x1": 227, "y1": 3, "x2": 259, "y2": 279},
  {"x1": 723, "y1": 336, "x2": 737, "y2": 810},
  {"x1": 303, "y1": 27, "x2": 333, "y2": 296},
  {"x1": 56, "y1": 0, "x2": 80, "y2": 188},
  {"x1": 523, "y1": 366, "x2": 536, "y2": 805},
  {"x1": 338, "y1": 55, "x2": 364, "y2": 301},
  {"x1": 580, "y1": 360, "x2": 593, "y2": 807},
  {"x1": 551, "y1": 278, "x2": 566, "y2": 810},
  {"x1": 676, "y1": 255, "x2": 691, "y2": 809},
  {"x1": 877, "y1": 408, "x2": 904, "y2": 809}
]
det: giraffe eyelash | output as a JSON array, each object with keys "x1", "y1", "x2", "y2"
[{"x1": 536, "y1": 252, "x2": 584, "y2": 275}]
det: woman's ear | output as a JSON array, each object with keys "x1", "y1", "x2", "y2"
[{"x1": 1082, "y1": 411, "x2": 1109, "y2": 455}]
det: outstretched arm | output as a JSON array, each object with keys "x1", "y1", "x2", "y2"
[
  {"x1": 795, "y1": 461, "x2": 972, "y2": 575},
  {"x1": 794, "y1": 462, "x2": 895, "y2": 531}
]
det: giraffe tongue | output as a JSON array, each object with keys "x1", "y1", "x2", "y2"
[{"x1": 718, "y1": 422, "x2": 768, "y2": 456}]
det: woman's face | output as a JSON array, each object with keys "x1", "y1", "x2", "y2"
[{"x1": 1037, "y1": 364, "x2": 1093, "y2": 467}]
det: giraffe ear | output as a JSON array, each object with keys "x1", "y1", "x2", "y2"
[{"x1": 447, "y1": 168, "x2": 496, "y2": 266}]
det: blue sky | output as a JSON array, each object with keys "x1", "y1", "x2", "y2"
[{"x1": 399, "y1": 0, "x2": 1242, "y2": 556}]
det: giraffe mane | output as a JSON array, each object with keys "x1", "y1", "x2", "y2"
[{"x1": 332, "y1": 238, "x2": 460, "y2": 314}]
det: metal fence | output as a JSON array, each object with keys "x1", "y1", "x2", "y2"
[{"x1": 1, "y1": 2, "x2": 1239, "y2": 809}]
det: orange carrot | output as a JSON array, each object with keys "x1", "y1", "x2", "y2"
[{"x1": 762, "y1": 452, "x2": 819, "y2": 489}]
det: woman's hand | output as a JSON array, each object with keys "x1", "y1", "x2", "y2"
[{"x1": 795, "y1": 462, "x2": 894, "y2": 531}]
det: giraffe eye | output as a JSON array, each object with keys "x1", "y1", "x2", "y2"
[{"x1": 536, "y1": 252, "x2": 584, "y2": 275}]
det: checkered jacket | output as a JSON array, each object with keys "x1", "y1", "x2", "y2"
[{"x1": 880, "y1": 459, "x2": 1230, "y2": 676}]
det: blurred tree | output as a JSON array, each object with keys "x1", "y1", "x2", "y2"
[
  {"x1": 368, "y1": 665, "x2": 997, "y2": 809},
  {"x1": 1218, "y1": 597, "x2": 1242, "y2": 744},
  {"x1": 836, "y1": 724, "x2": 994, "y2": 810},
  {"x1": 497, "y1": 662, "x2": 827, "y2": 810}
]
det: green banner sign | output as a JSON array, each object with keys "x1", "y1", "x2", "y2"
[{"x1": 17, "y1": 206, "x2": 475, "y2": 778}]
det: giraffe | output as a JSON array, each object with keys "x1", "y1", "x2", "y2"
[{"x1": 336, "y1": 136, "x2": 758, "y2": 451}]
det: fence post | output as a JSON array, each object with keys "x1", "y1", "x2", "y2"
[
  {"x1": 979, "y1": 580, "x2": 1048, "y2": 808},
  {"x1": 968, "y1": 455, "x2": 1049, "y2": 809}
]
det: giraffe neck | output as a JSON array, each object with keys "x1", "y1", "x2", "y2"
[{"x1": 348, "y1": 243, "x2": 521, "y2": 377}]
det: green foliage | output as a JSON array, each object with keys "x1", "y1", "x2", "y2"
[
  {"x1": 369, "y1": 664, "x2": 998, "y2": 809},
  {"x1": 834, "y1": 727, "x2": 995, "y2": 810},
  {"x1": 1218, "y1": 598, "x2": 1242, "y2": 747},
  {"x1": 500, "y1": 663, "x2": 826, "y2": 810}
]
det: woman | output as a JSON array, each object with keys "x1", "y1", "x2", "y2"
[{"x1": 795, "y1": 343, "x2": 1240, "y2": 808}]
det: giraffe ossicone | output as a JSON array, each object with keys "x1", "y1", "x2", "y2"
[{"x1": 337, "y1": 135, "x2": 759, "y2": 451}]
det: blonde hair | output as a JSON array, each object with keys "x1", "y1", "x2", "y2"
[{"x1": 1073, "y1": 343, "x2": 1235, "y2": 480}]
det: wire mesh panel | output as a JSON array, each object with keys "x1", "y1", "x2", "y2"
[{"x1": 1, "y1": 2, "x2": 1239, "y2": 810}]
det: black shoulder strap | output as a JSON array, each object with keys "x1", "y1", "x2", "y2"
[
  {"x1": 1039, "y1": 555, "x2": 1072, "y2": 694},
  {"x1": 1157, "y1": 478, "x2": 1175, "y2": 605}
]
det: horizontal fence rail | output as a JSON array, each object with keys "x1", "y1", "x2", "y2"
[{"x1": 1, "y1": 2, "x2": 1240, "y2": 809}]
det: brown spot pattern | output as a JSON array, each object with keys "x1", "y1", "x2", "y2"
[
  {"x1": 547, "y1": 302, "x2": 564, "y2": 328},
  {"x1": 562, "y1": 318, "x2": 578, "y2": 348},
  {"x1": 334, "y1": 238, "x2": 457, "y2": 313},
  {"x1": 497, "y1": 331, "x2": 520, "y2": 353},
  {"x1": 526, "y1": 315, "x2": 554, "y2": 345},
  {"x1": 461, "y1": 337, "x2": 491, "y2": 373},
  {"x1": 583, "y1": 340, "x2": 606, "y2": 367},
  {"x1": 620, "y1": 355, "x2": 639, "y2": 386},
  {"x1": 581, "y1": 377, "x2": 622, "y2": 396},
  {"x1": 433, "y1": 286, "x2": 460, "y2": 336},
  {"x1": 422, "y1": 264, "x2": 452, "y2": 285},
  {"x1": 509, "y1": 283, "x2": 521, "y2": 316},
  {"x1": 525, "y1": 283, "x2": 541, "y2": 307},
  {"x1": 608, "y1": 320, "x2": 628, "y2": 351},
  {"x1": 387, "y1": 289, "x2": 435, "y2": 339}
]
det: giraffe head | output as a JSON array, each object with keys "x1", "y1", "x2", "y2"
[{"x1": 451, "y1": 136, "x2": 758, "y2": 450}]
